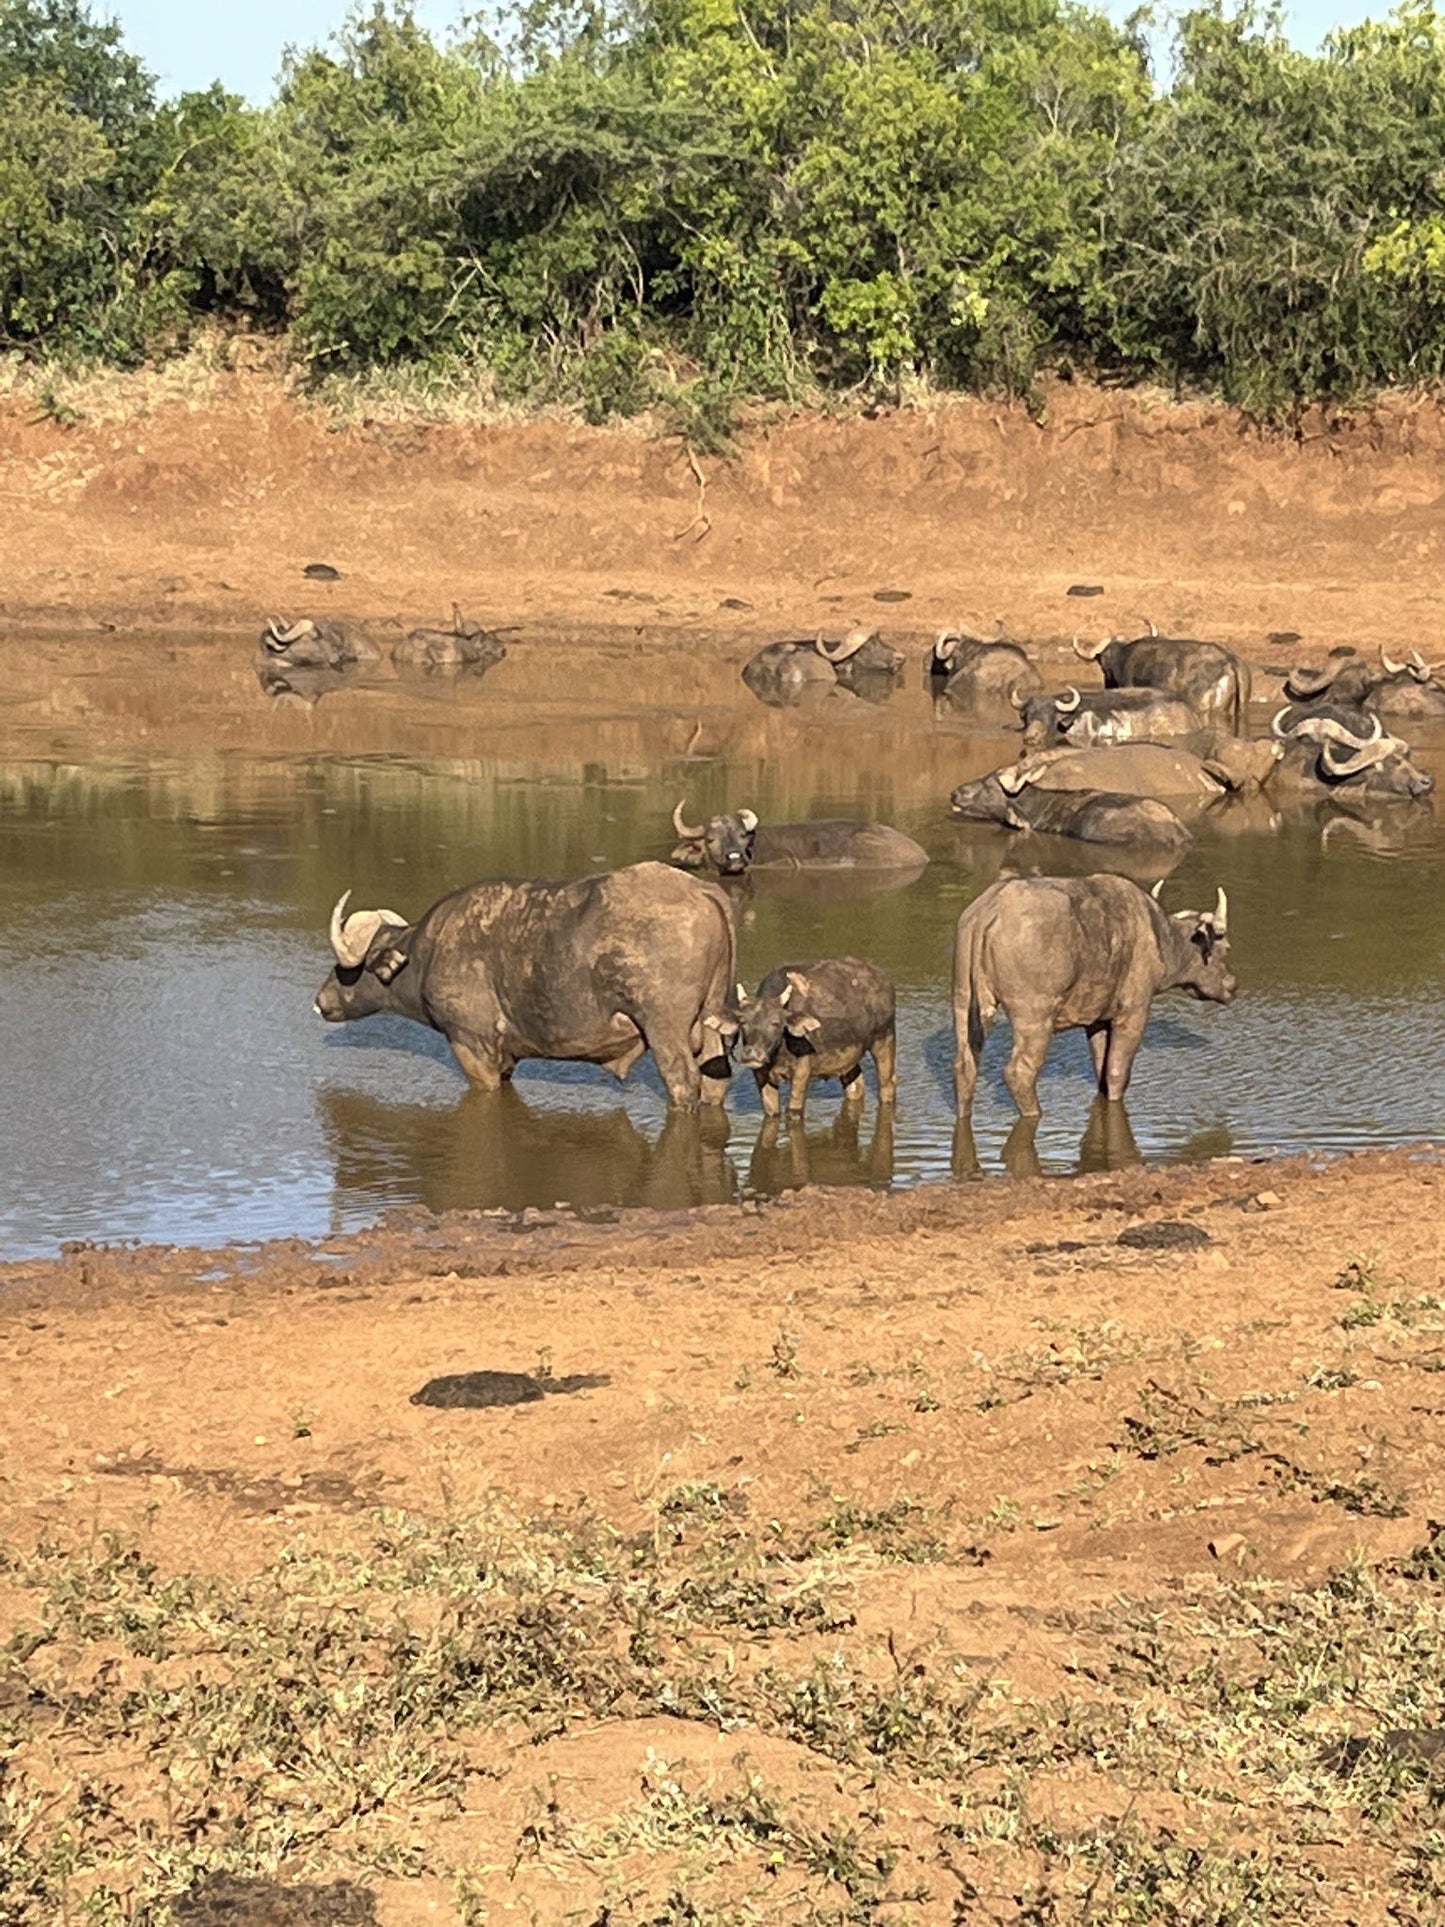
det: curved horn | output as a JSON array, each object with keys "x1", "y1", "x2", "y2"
[
  {"x1": 818, "y1": 626, "x2": 872, "y2": 663},
  {"x1": 1072, "y1": 633, "x2": 1109, "y2": 662},
  {"x1": 1284, "y1": 664, "x2": 1336, "y2": 699},
  {"x1": 1057, "y1": 685, "x2": 1082, "y2": 713},
  {"x1": 452, "y1": 602, "x2": 467, "y2": 633},
  {"x1": 737, "y1": 808, "x2": 759, "y2": 833},
  {"x1": 673, "y1": 799, "x2": 704, "y2": 839},
  {"x1": 329, "y1": 891, "x2": 407, "y2": 968},
  {"x1": 1320, "y1": 731, "x2": 1404, "y2": 778},
  {"x1": 1296, "y1": 712, "x2": 1385, "y2": 751},
  {"x1": 1381, "y1": 646, "x2": 1407, "y2": 676},
  {"x1": 1213, "y1": 887, "x2": 1228, "y2": 931},
  {"x1": 1150, "y1": 879, "x2": 1165, "y2": 901},
  {"x1": 932, "y1": 630, "x2": 960, "y2": 666},
  {"x1": 1271, "y1": 705, "x2": 1295, "y2": 741},
  {"x1": 1410, "y1": 647, "x2": 1432, "y2": 681},
  {"x1": 736, "y1": 981, "x2": 746, "y2": 1003},
  {"x1": 278, "y1": 619, "x2": 315, "y2": 643},
  {"x1": 266, "y1": 616, "x2": 287, "y2": 642},
  {"x1": 1008, "y1": 682, "x2": 1030, "y2": 712}
]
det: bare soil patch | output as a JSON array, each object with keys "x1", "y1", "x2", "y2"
[{"x1": 4, "y1": 1151, "x2": 1445, "y2": 1922}]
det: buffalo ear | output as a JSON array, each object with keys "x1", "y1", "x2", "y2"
[
  {"x1": 705, "y1": 1013, "x2": 740, "y2": 1039},
  {"x1": 370, "y1": 946, "x2": 410, "y2": 985},
  {"x1": 787, "y1": 1014, "x2": 823, "y2": 1037}
]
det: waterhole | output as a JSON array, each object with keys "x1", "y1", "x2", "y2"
[{"x1": 2, "y1": 632, "x2": 1443, "y2": 1256}]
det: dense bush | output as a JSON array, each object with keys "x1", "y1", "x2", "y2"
[{"x1": 7, "y1": 0, "x2": 1445, "y2": 418}]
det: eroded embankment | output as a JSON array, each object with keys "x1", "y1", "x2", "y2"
[{"x1": 4, "y1": 370, "x2": 1445, "y2": 651}]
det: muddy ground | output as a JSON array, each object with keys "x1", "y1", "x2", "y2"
[{"x1": 5, "y1": 379, "x2": 1445, "y2": 1924}]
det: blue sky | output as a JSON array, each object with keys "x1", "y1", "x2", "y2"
[{"x1": 111, "y1": 0, "x2": 1394, "y2": 102}]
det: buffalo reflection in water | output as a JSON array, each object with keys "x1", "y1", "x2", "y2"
[
  {"x1": 318, "y1": 1085, "x2": 737, "y2": 1216},
  {"x1": 747, "y1": 1107, "x2": 894, "y2": 1196},
  {"x1": 951, "y1": 1098, "x2": 1142, "y2": 1182}
]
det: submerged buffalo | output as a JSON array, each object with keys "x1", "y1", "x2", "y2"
[
  {"x1": 952, "y1": 875, "x2": 1235, "y2": 1116},
  {"x1": 948, "y1": 765, "x2": 1193, "y2": 850},
  {"x1": 1017, "y1": 684, "x2": 1201, "y2": 749},
  {"x1": 928, "y1": 629, "x2": 1042, "y2": 706},
  {"x1": 258, "y1": 617, "x2": 380, "y2": 669},
  {"x1": 670, "y1": 802, "x2": 928, "y2": 876},
  {"x1": 1011, "y1": 740, "x2": 1277, "y2": 800},
  {"x1": 742, "y1": 629, "x2": 905, "y2": 705},
  {"x1": 1073, "y1": 625, "x2": 1251, "y2": 732},
  {"x1": 314, "y1": 860, "x2": 735, "y2": 1108},
  {"x1": 1270, "y1": 709, "x2": 1435, "y2": 801},
  {"x1": 393, "y1": 605, "x2": 508, "y2": 672},
  {"x1": 1285, "y1": 645, "x2": 1445, "y2": 720},
  {"x1": 708, "y1": 959, "x2": 897, "y2": 1118}
]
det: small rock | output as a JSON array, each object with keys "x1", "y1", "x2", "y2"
[
  {"x1": 1066, "y1": 583, "x2": 1105, "y2": 597},
  {"x1": 1253, "y1": 1190, "x2": 1284, "y2": 1211},
  {"x1": 1209, "y1": 1531, "x2": 1247, "y2": 1560},
  {"x1": 302, "y1": 561, "x2": 341, "y2": 580}
]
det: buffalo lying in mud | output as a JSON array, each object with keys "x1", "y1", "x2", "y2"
[
  {"x1": 258, "y1": 617, "x2": 380, "y2": 669},
  {"x1": 1017, "y1": 684, "x2": 1202, "y2": 749},
  {"x1": 948, "y1": 764, "x2": 1193, "y2": 850},
  {"x1": 1284, "y1": 645, "x2": 1445, "y2": 720},
  {"x1": 1013, "y1": 740, "x2": 1278, "y2": 800},
  {"x1": 393, "y1": 605, "x2": 508, "y2": 672},
  {"x1": 742, "y1": 629, "x2": 905, "y2": 705},
  {"x1": 1270, "y1": 709, "x2": 1435, "y2": 801},
  {"x1": 314, "y1": 860, "x2": 735, "y2": 1109},
  {"x1": 707, "y1": 959, "x2": 897, "y2": 1118},
  {"x1": 952, "y1": 874, "x2": 1235, "y2": 1116},
  {"x1": 1073, "y1": 624, "x2": 1251, "y2": 732},
  {"x1": 927, "y1": 628, "x2": 1042, "y2": 707},
  {"x1": 670, "y1": 802, "x2": 928, "y2": 877}
]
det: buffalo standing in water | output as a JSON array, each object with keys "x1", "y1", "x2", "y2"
[
  {"x1": 314, "y1": 861, "x2": 735, "y2": 1109},
  {"x1": 708, "y1": 959, "x2": 897, "y2": 1118},
  {"x1": 1072, "y1": 624, "x2": 1252, "y2": 733},
  {"x1": 670, "y1": 802, "x2": 928, "y2": 876},
  {"x1": 952, "y1": 874, "x2": 1235, "y2": 1117}
]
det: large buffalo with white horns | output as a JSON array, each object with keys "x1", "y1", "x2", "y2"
[
  {"x1": 670, "y1": 802, "x2": 928, "y2": 876},
  {"x1": 314, "y1": 861, "x2": 736, "y2": 1108},
  {"x1": 1073, "y1": 622, "x2": 1251, "y2": 732},
  {"x1": 258, "y1": 617, "x2": 380, "y2": 669},
  {"x1": 952, "y1": 875, "x2": 1235, "y2": 1116},
  {"x1": 1284, "y1": 645, "x2": 1445, "y2": 720},
  {"x1": 1270, "y1": 708, "x2": 1435, "y2": 800}
]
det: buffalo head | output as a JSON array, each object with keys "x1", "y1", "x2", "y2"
[
  {"x1": 314, "y1": 890, "x2": 412, "y2": 1022},
  {"x1": 708, "y1": 971, "x2": 821, "y2": 1070},
  {"x1": 1153, "y1": 880, "x2": 1237, "y2": 1005},
  {"x1": 948, "y1": 763, "x2": 1040, "y2": 830},
  {"x1": 671, "y1": 800, "x2": 760, "y2": 875},
  {"x1": 1272, "y1": 708, "x2": 1434, "y2": 799},
  {"x1": 815, "y1": 627, "x2": 905, "y2": 676},
  {"x1": 1017, "y1": 685, "x2": 1083, "y2": 748}
]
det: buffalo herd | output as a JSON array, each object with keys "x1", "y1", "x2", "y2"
[{"x1": 310, "y1": 618, "x2": 1441, "y2": 1137}]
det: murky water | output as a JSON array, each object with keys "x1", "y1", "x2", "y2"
[{"x1": 3, "y1": 636, "x2": 1444, "y2": 1256}]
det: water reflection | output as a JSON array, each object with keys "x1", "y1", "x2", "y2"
[
  {"x1": 746, "y1": 1108, "x2": 895, "y2": 1194},
  {"x1": 952, "y1": 1099, "x2": 1143, "y2": 1180},
  {"x1": 320, "y1": 1086, "x2": 739, "y2": 1215}
]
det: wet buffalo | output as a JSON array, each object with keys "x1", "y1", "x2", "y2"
[
  {"x1": 742, "y1": 629, "x2": 905, "y2": 706},
  {"x1": 670, "y1": 802, "x2": 928, "y2": 877},
  {"x1": 708, "y1": 959, "x2": 897, "y2": 1118},
  {"x1": 952, "y1": 874, "x2": 1235, "y2": 1116},
  {"x1": 928, "y1": 629, "x2": 1042, "y2": 707},
  {"x1": 1270, "y1": 708, "x2": 1435, "y2": 801},
  {"x1": 948, "y1": 764, "x2": 1193, "y2": 850},
  {"x1": 1017, "y1": 684, "x2": 1202, "y2": 749},
  {"x1": 314, "y1": 860, "x2": 735, "y2": 1109},
  {"x1": 1073, "y1": 625, "x2": 1251, "y2": 732},
  {"x1": 258, "y1": 616, "x2": 380, "y2": 669},
  {"x1": 1009, "y1": 740, "x2": 1275, "y2": 800},
  {"x1": 393, "y1": 605, "x2": 508, "y2": 672},
  {"x1": 1285, "y1": 645, "x2": 1445, "y2": 720}
]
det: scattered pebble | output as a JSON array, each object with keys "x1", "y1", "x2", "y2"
[
  {"x1": 1208, "y1": 1532, "x2": 1247, "y2": 1560},
  {"x1": 1066, "y1": 583, "x2": 1105, "y2": 596},
  {"x1": 302, "y1": 561, "x2": 340, "y2": 580}
]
